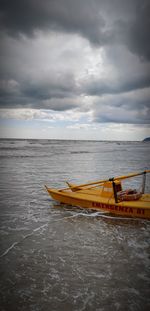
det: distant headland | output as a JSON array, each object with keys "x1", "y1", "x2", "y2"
[{"x1": 143, "y1": 137, "x2": 150, "y2": 142}]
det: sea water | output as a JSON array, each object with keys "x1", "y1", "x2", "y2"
[{"x1": 0, "y1": 139, "x2": 150, "y2": 311}]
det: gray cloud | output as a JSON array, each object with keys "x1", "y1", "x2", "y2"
[
  {"x1": 21, "y1": 73, "x2": 77, "y2": 101},
  {"x1": 0, "y1": 0, "x2": 150, "y2": 59},
  {"x1": 0, "y1": 0, "x2": 108, "y2": 45},
  {"x1": 83, "y1": 75, "x2": 150, "y2": 96},
  {"x1": 92, "y1": 89, "x2": 150, "y2": 125},
  {"x1": 0, "y1": 73, "x2": 79, "y2": 110},
  {"x1": 0, "y1": 0, "x2": 150, "y2": 128},
  {"x1": 113, "y1": 1, "x2": 150, "y2": 61}
]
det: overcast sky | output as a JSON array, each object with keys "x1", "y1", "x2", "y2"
[{"x1": 0, "y1": 0, "x2": 150, "y2": 140}]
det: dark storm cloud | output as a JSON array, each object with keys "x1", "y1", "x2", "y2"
[
  {"x1": 0, "y1": 73, "x2": 79, "y2": 109},
  {"x1": 0, "y1": 0, "x2": 150, "y2": 128},
  {"x1": 93, "y1": 94, "x2": 150, "y2": 124},
  {"x1": 1, "y1": 0, "x2": 150, "y2": 59},
  {"x1": 83, "y1": 75, "x2": 150, "y2": 96},
  {"x1": 114, "y1": 1, "x2": 150, "y2": 61},
  {"x1": 21, "y1": 73, "x2": 77, "y2": 101},
  {"x1": 0, "y1": 0, "x2": 109, "y2": 46}
]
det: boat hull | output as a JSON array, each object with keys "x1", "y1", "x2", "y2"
[{"x1": 46, "y1": 187, "x2": 150, "y2": 220}]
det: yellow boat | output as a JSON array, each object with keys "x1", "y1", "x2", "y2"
[{"x1": 45, "y1": 170, "x2": 150, "y2": 219}]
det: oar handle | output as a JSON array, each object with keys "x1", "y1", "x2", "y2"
[{"x1": 115, "y1": 170, "x2": 150, "y2": 181}]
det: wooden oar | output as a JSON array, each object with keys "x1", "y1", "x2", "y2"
[
  {"x1": 61, "y1": 170, "x2": 150, "y2": 191},
  {"x1": 60, "y1": 179, "x2": 106, "y2": 191},
  {"x1": 66, "y1": 181, "x2": 104, "y2": 191},
  {"x1": 115, "y1": 170, "x2": 150, "y2": 181}
]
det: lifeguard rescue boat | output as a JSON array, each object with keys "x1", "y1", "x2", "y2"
[{"x1": 45, "y1": 170, "x2": 150, "y2": 219}]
